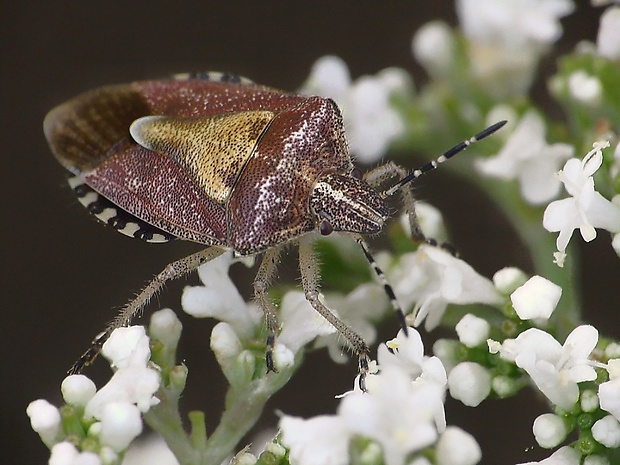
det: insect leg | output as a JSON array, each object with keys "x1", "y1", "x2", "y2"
[
  {"x1": 253, "y1": 246, "x2": 283, "y2": 372},
  {"x1": 298, "y1": 237, "x2": 370, "y2": 389},
  {"x1": 68, "y1": 246, "x2": 226, "y2": 374},
  {"x1": 355, "y1": 237, "x2": 408, "y2": 336}
]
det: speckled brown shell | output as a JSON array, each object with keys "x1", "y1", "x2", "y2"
[{"x1": 44, "y1": 74, "x2": 353, "y2": 254}]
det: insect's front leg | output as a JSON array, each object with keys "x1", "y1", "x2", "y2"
[
  {"x1": 253, "y1": 246, "x2": 283, "y2": 372},
  {"x1": 298, "y1": 237, "x2": 371, "y2": 389},
  {"x1": 68, "y1": 246, "x2": 226, "y2": 374}
]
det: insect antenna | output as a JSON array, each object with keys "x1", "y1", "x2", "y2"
[
  {"x1": 356, "y1": 237, "x2": 409, "y2": 336},
  {"x1": 381, "y1": 120, "x2": 507, "y2": 198}
]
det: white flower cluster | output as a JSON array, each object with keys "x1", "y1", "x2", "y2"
[
  {"x1": 476, "y1": 110, "x2": 574, "y2": 206},
  {"x1": 27, "y1": 326, "x2": 162, "y2": 465},
  {"x1": 456, "y1": 0, "x2": 574, "y2": 97},
  {"x1": 280, "y1": 327, "x2": 481, "y2": 465}
]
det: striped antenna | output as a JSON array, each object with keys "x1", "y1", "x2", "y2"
[{"x1": 382, "y1": 120, "x2": 507, "y2": 198}]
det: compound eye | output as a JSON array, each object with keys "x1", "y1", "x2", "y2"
[
  {"x1": 351, "y1": 167, "x2": 362, "y2": 180},
  {"x1": 319, "y1": 219, "x2": 333, "y2": 236}
]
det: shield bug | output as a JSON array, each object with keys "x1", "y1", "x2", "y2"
[{"x1": 44, "y1": 71, "x2": 505, "y2": 382}]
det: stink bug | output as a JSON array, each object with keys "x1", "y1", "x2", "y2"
[{"x1": 44, "y1": 71, "x2": 505, "y2": 381}]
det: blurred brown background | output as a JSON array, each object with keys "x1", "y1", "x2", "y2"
[{"x1": 2, "y1": 2, "x2": 617, "y2": 464}]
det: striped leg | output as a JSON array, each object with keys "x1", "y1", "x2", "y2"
[{"x1": 356, "y1": 237, "x2": 408, "y2": 336}]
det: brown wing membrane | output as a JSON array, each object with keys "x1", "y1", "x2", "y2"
[{"x1": 44, "y1": 84, "x2": 150, "y2": 174}]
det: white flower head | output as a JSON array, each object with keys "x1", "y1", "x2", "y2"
[
  {"x1": 533, "y1": 413, "x2": 568, "y2": 448},
  {"x1": 592, "y1": 415, "x2": 620, "y2": 448},
  {"x1": 279, "y1": 415, "x2": 351, "y2": 465},
  {"x1": 476, "y1": 111, "x2": 574, "y2": 205},
  {"x1": 456, "y1": 0, "x2": 574, "y2": 97},
  {"x1": 85, "y1": 326, "x2": 161, "y2": 419},
  {"x1": 567, "y1": 70, "x2": 602, "y2": 106},
  {"x1": 412, "y1": 21, "x2": 455, "y2": 78},
  {"x1": 182, "y1": 252, "x2": 261, "y2": 337},
  {"x1": 26, "y1": 399, "x2": 61, "y2": 446},
  {"x1": 122, "y1": 434, "x2": 180, "y2": 465},
  {"x1": 543, "y1": 141, "x2": 620, "y2": 267},
  {"x1": 448, "y1": 362, "x2": 491, "y2": 407},
  {"x1": 435, "y1": 427, "x2": 482, "y2": 465},
  {"x1": 510, "y1": 275, "x2": 562, "y2": 321},
  {"x1": 597, "y1": 6, "x2": 620, "y2": 60},
  {"x1": 300, "y1": 55, "x2": 406, "y2": 164},
  {"x1": 101, "y1": 326, "x2": 151, "y2": 370},
  {"x1": 455, "y1": 314, "x2": 490, "y2": 348},
  {"x1": 99, "y1": 402, "x2": 143, "y2": 452},
  {"x1": 339, "y1": 366, "x2": 444, "y2": 465},
  {"x1": 389, "y1": 245, "x2": 502, "y2": 330},
  {"x1": 599, "y1": 368, "x2": 620, "y2": 421},
  {"x1": 61, "y1": 375, "x2": 97, "y2": 407},
  {"x1": 497, "y1": 326, "x2": 598, "y2": 409},
  {"x1": 377, "y1": 327, "x2": 448, "y2": 391}
]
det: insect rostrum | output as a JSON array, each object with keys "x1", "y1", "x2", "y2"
[{"x1": 44, "y1": 71, "x2": 504, "y2": 384}]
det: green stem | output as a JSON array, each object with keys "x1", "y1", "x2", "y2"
[{"x1": 144, "y1": 363, "x2": 297, "y2": 465}]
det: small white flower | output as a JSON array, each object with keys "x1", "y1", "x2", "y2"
[
  {"x1": 543, "y1": 141, "x2": 620, "y2": 267},
  {"x1": 378, "y1": 328, "x2": 448, "y2": 391},
  {"x1": 493, "y1": 267, "x2": 528, "y2": 295},
  {"x1": 279, "y1": 415, "x2": 351, "y2": 465},
  {"x1": 122, "y1": 434, "x2": 180, "y2": 465},
  {"x1": 182, "y1": 253, "x2": 261, "y2": 337},
  {"x1": 510, "y1": 275, "x2": 562, "y2": 321},
  {"x1": 455, "y1": 314, "x2": 490, "y2": 348},
  {"x1": 497, "y1": 326, "x2": 598, "y2": 409},
  {"x1": 339, "y1": 366, "x2": 444, "y2": 465},
  {"x1": 533, "y1": 413, "x2": 568, "y2": 448},
  {"x1": 435, "y1": 427, "x2": 482, "y2": 465},
  {"x1": 516, "y1": 445, "x2": 580, "y2": 465},
  {"x1": 581, "y1": 389, "x2": 600, "y2": 412},
  {"x1": 99, "y1": 402, "x2": 143, "y2": 452},
  {"x1": 301, "y1": 55, "x2": 406, "y2": 163},
  {"x1": 26, "y1": 399, "x2": 61, "y2": 445},
  {"x1": 412, "y1": 21, "x2": 454, "y2": 78},
  {"x1": 149, "y1": 308, "x2": 182, "y2": 349},
  {"x1": 592, "y1": 415, "x2": 620, "y2": 447},
  {"x1": 49, "y1": 441, "x2": 102, "y2": 465},
  {"x1": 388, "y1": 245, "x2": 502, "y2": 330},
  {"x1": 476, "y1": 111, "x2": 574, "y2": 205},
  {"x1": 599, "y1": 377, "x2": 620, "y2": 420},
  {"x1": 85, "y1": 327, "x2": 161, "y2": 419},
  {"x1": 101, "y1": 326, "x2": 151, "y2": 370},
  {"x1": 597, "y1": 6, "x2": 620, "y2": 60},
  {"x1": 61, "y1": 375, "x2": 97, "y2": 407},
  {"x1": 567, "y1": 70, "x2": 602, "y2": 106},
  {"x1": 448, "y1": 362, "x2": 491, "y2": 407},
  {"x1": 210, "y1": 322, "x2": 243, "y2": 363}
]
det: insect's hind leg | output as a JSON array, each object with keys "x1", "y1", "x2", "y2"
[
  {"x1": 68, "y1": 246, "x2": 226, "y2": 374},
  {"x1": 253, "y1": 246, "x2": 283, "y2": 372}
]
